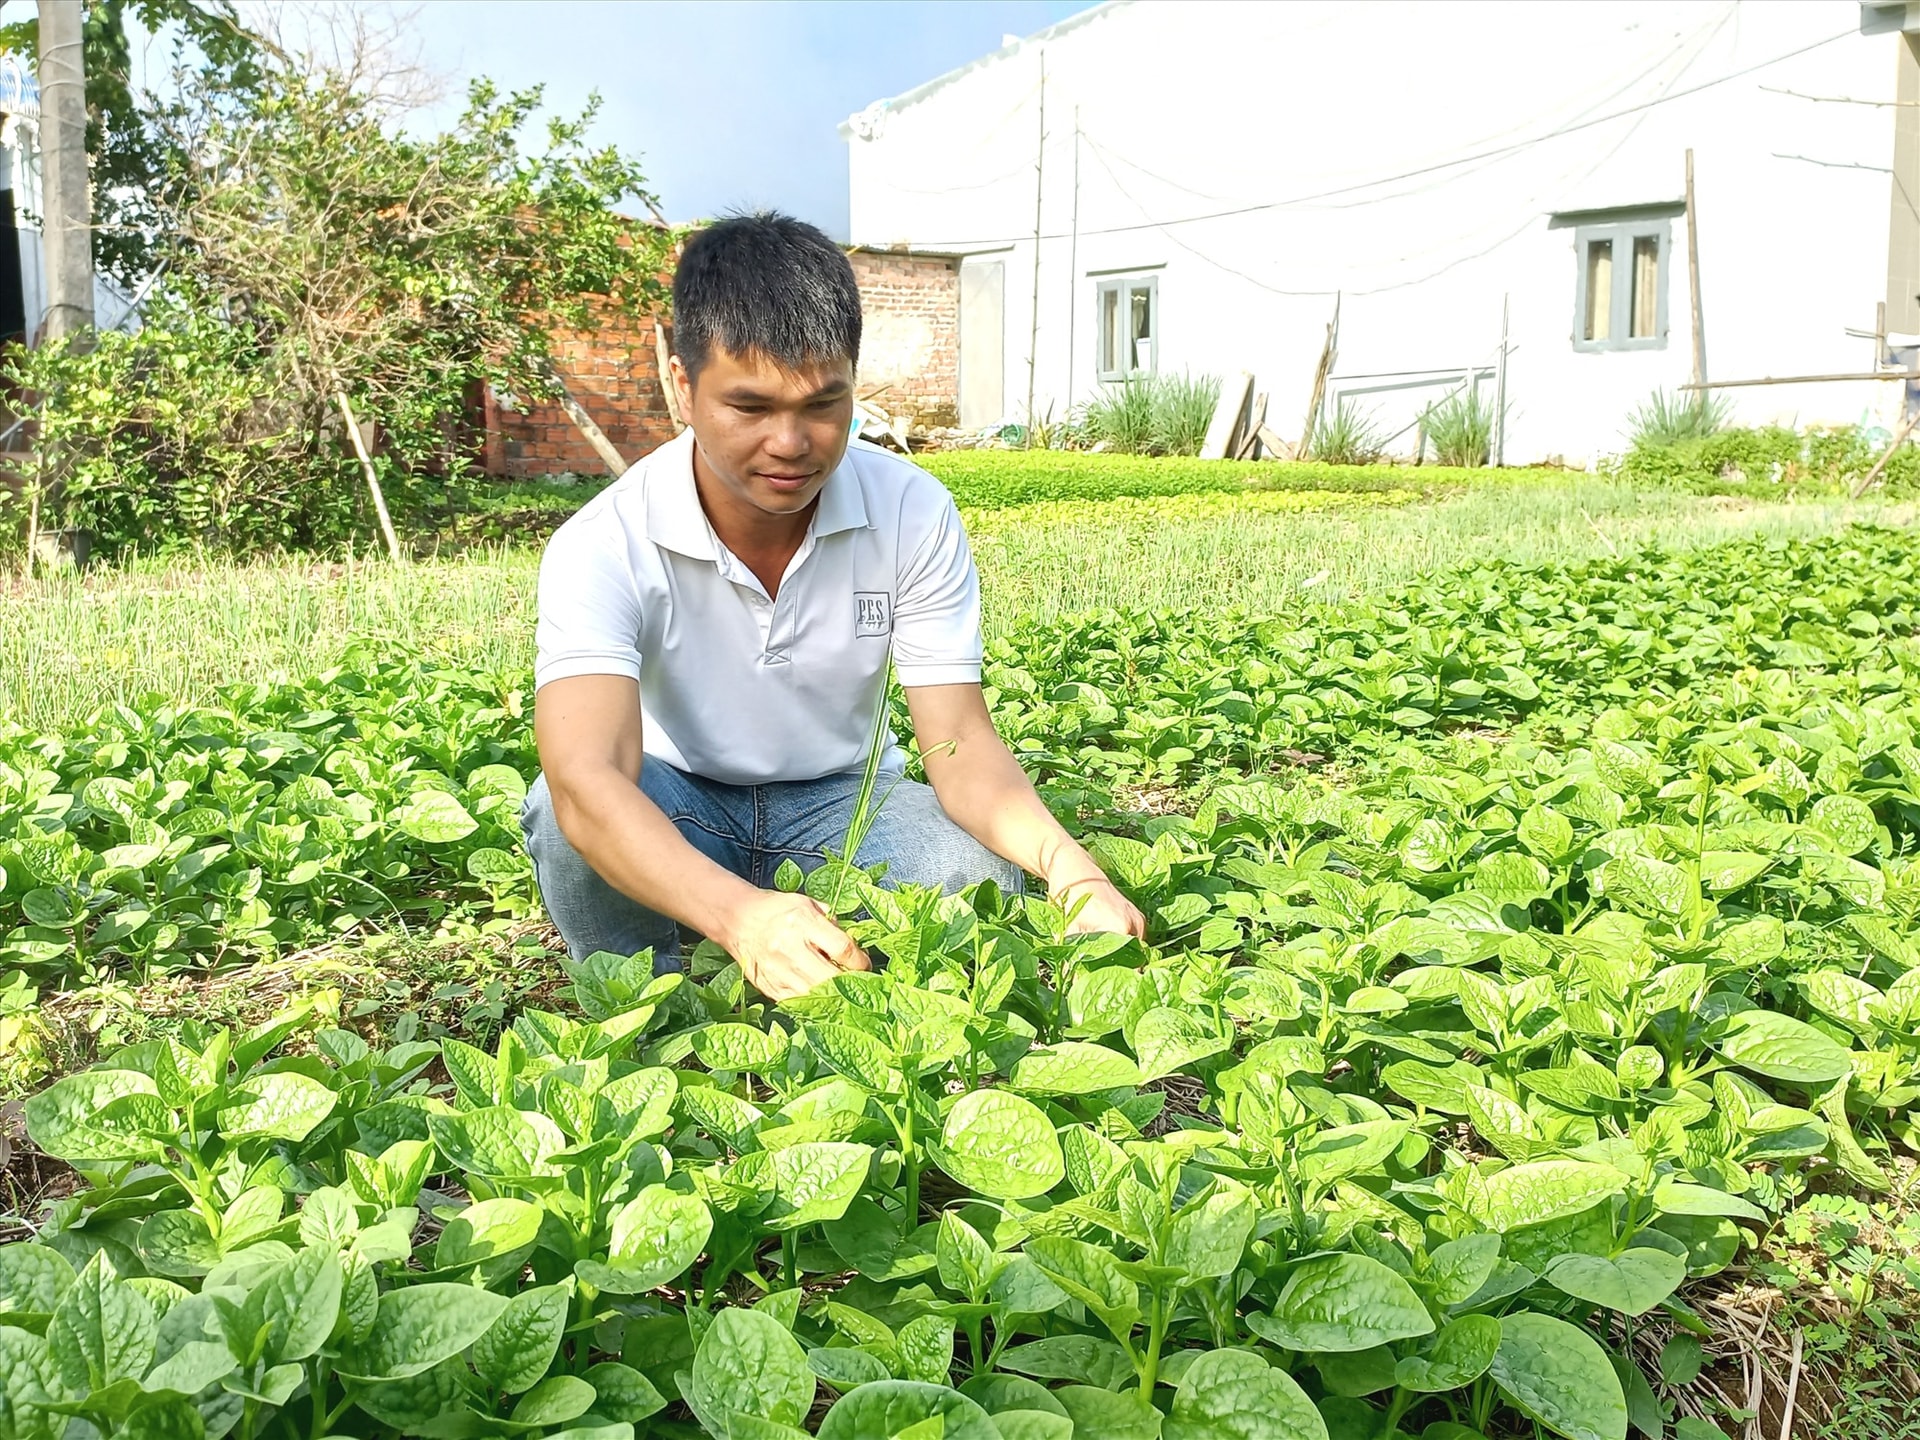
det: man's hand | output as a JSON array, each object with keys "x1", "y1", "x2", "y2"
[
  {"x1": 720, "y1": 890, "x2": 870, "y2": 1001},
  {"x1": 1050, "y1": 876, "x2": 1147, "y2": 940}
]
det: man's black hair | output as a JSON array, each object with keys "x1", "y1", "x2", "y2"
[{"x1": 672, "y1": 211, "x2": 862, "y2": 380}]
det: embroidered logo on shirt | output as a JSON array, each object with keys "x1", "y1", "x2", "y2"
[{"x1": 855, "y1": 592, "x2": 892, "y2": 637}]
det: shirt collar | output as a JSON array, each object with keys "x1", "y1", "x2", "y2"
[{"x1": 645, "y1": 432, "x2": 871, "y2": 559}]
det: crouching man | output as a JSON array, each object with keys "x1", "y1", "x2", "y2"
[{"x1": 520, "y1": 212, "x2": 1142, "y2": 1001}]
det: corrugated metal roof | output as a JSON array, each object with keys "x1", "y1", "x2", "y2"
[{"x1": 0, "y1": 55, "x2": 39, "y2": 119}]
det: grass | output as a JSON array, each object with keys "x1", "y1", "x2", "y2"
[{"x1": 2, "y1": 476, "x2": 1905, "y2": 733}]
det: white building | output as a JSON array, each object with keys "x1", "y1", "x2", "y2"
[{"x1": 843, "y1": 0, "x2": 1920, "y2": 465}]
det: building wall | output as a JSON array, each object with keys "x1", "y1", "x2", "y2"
[
  {"x1": 848, "y1": 249, "x2": 960, "y2": 427},
  {"x1": 845, "y1": 0, "x2": 1904, "y2": 466}
]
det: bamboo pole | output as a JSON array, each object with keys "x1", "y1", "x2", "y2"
[
  {"x1": 1682, "y1": 370, "x2": 1919, "y2": 390},
  {"x1": 1851, "y1": 403, "x2": 1920, "y2": 498},
  {"x1": 334, "y1": 391, "x2": 403, "y2": 563},
  {"x1": 654, "y1": 321, "x2": 685, "y2": 432},
  {"x1": 1685, "y1": 148, "x2": 1707, "y2": 388}
]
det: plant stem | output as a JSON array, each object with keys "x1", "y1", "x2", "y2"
[
  {"x1": 782, "y1": 1229, "x2": 798, "y2": 1290},
  {"x1": 1138, "y1": 1290, "x2": 1169, "y2": 1397}
]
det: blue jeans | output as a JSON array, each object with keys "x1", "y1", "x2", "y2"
[{"x1": 520, "y1": 761, "x2": 1023, "y2": 965}]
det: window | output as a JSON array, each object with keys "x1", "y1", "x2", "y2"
[
  {"x1": 1552, "y1": 203, "x2": 1682, "y2": 352},
  {"x1": 1096, "y1": 274, "x2": 1157, "y2": 379}
]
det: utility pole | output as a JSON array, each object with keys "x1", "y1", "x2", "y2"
[
  {"x1": 1064, "y1": 107, "x2": 1079, "y2": 406},
  {"x1": 39, "y1": 0, "x2": 94, "y2": 343},
  {"x1": 1024, "y1": 49, "x2": 1045, "y2": 437}
]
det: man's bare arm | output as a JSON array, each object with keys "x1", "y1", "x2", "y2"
[
  {"x1": 534, "y1": 675, "x2": 866, "y2": 997},
  {"x1": 905, "y1": 682, "x2": 1145, "y2": 938}
]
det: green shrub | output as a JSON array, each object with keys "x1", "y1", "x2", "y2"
[
  {"x1": 1627, "y1": 388, "x2": 1730, "y2": 447},
  {"x1": 1081, "y1": 377, "x2": 1157, "y2": 454},
  {"x1": 1610, "y1": 423, "x2": 1917, "y2": 494},
  {"x1": 1421, "y1": 388, "x2": 1496, "y2": 467},
  {"x1": 1081, "y1": 372, "x2": 1222, "y2": 456},
  {"x1": 1147, "y1": 371, "x2": 1222, "y2": 456},
  {"x1": 1310, "y1": 395, "x2": 1385, "y2": 465}
]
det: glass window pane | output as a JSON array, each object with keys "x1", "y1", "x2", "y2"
[
  {"x1": 1099, "y1": 285, "x2": 1119, "y2": 374},
  {"x1": 1584, "y1": 239, "x2": 1612, "y2": 342},
  {"x1": 1630, "y1": 234, "x2": 1659, "y2": 338}
]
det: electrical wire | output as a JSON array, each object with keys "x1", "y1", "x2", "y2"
[{"x1": 882, "y1": 22, "x2": 1856, "y2": 251}]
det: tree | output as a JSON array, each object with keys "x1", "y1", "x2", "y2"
[
  {"x1": 0, "y1": 0, "x2": 264, "y2": 287},
  {"x1": 7, "y1": 41, "x2": 672, "y2": 560}
]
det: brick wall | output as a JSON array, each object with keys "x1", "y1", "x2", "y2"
[
  {"x1": 488, "y1": 247, "x2": 962, "y2": 477},
  {"x1": 485, "y1": 304, "x2": 679, "y2": 478},
  {"x1": 850, "y1": 250, "x2": 960, "y2": 429}
]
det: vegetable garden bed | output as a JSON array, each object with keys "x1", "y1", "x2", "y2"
[{"x1": 0, "y1": 524, "x2": 1917, "y2": 1438}]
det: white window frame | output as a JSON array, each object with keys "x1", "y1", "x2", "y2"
[
  {"x1": 1551, "y1": 203, "x2": 1683, "y2": 354},
  {"x1": 1094, "y1": 274, "x2": 1159, "y2": 380}
]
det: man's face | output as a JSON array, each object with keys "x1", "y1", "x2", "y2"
[{"x1": 674, "y1": 345, "x2": 855, "y2": 520}]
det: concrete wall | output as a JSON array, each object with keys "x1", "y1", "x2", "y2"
[{"x1": 845, "y1": 0, "x2": 1906, "y2": 465}]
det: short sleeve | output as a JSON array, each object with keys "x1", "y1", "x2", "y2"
[
  {"x1": 534, "y1": 511, "x2": 645, "y2": 690},
  {"x1": 891, "y1": 490, "x2": 983, "y2": 688}
]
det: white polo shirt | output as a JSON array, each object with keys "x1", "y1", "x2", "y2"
[{"x1": 533, "y1": 430, "x2": 982, "y2": 786}]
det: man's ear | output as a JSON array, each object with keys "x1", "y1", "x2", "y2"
[{"x1": 669, "y1": 353, "x2": 694, "y2": 425}]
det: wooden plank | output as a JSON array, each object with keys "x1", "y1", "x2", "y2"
[
  {"x1": 1236, "y1": 391, "x2": 1268, "y2": 459},
  {"x1": 1297, "y1": 295, "x2": 1341, "y2": 459},
  {"x1": 1257, "y1": 424, "x2": 1293, "y2": 459},
  {"x1": 654, "y1": 319, "x2": 686, "y2": 431},
  {"x1": 1681, "y1": 370, "x2": 1919, "y2": 390},
  {"x1": 1200, "y1": 371, "x2": 1254, "y2": 459}
]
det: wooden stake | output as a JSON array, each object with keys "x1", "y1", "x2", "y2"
[
  {"x1": 335, "y1": 390, "x2": 403, "y2": 563},
  {"x1": 539, "y1": 361, "x2": 630, "y2": 475},
  {"x1": 1298, "y1": 294, "x2": 1341, "y2": 459},
  {"x1": 1685, "y1": 148, "x2": 1707, "y2": 388},
  {"x1": 1851, "y1": 402, "x2": 1920, "y2": 497}
]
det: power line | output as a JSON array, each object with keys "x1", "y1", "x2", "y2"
[{"x1": 881, "y1": 24, "x2": 1856, "y2": 252}]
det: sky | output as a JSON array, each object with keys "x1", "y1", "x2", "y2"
[{"x1": 395, "y1": 1, "x2": 1094, "y2": 238}]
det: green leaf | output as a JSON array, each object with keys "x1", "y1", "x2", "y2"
[
  {"x1": 935, "y1": 1090, "x2": 1064, "y2": 1200},
  {"x1": 24, "y1": 1070, "x2": 165, "y2": 1163},
  {"x1": 990, "y1": 1411, "x2": 1077, "y2": 1440},
  {"x1": 427, "y1": 1105, "x2": 564, "y2": 1180},
  {"x1": 816, "y1": 1380, "x2": 1002, "y2": 1440},
  {"x1": 997, "y1": 1335, "x2": 1135, "y2": 1388},
  {"x1": 804, "y1": 1021, "x2": 898, "y2": 1091},
  {"x1": 1056, "y1": 1386, "x2": 1164, "y2": 1440},
  {"x1": 1024, "y1": 1235, "x2": 1140, "y2": 1331},
  {"x1": 215, "y1": 1071, "x2": 337, "y2": 1142},
  {"x1": 1658, "y1": 1335, "x2": 1704, "y2": 1388},
  {"x1": 1602, "y1": 854, "x2": 1691, "y2": 922},
  {"x1": 936, "y1": 1212, "x2": 993, "y2": 1299},
  {"x1": 810, "y1": 1347, "x2": 893, "y2": 1391},
  {"x1": 249, "y1": 1247, "x2": 342, "y2": 1366},
  {"x1": 576, "y1": 1185, "x2": 712, "y2": 1293},
  {"x1": 472, "y1": 1281, "x2": 571, "y2": 1394},
  {"x1": 0, "y1": 1244, "x2": 74, "y2": 1318},
  {"x1": 48, "y1": 1254, "x2": 155, "y2": 1394},
  {"x1": 1464, "y1": 1161, "x2": 1628, "y2": 1233},
  {"x1": 1420, "y1": 1233, "x2": 1502, "y2": 1306},
  {"x1": 958, "y1": 1375, "x2": 1067, "y2": 1417},
  {"x1": 1806, "y1": 794, "x2": 1877, "y2": 854},
  {"x1": 1163, "y1": 1348, "x2": 1328, "y2": 1440},
  {"x1": 1165, "y1": 1186, "x2": 1257, "y2": 1280},
  {"x1": 762, "y1": 1142, "x2": 874, "y2": 1231},
  {"x1": 1490, "y1": 1312, "x2": 1628, "y2": 1440},
  {"x1": 1009, "y1": 1041, "x2": 1143, "y2": 1095},
  {"x1": 0, "y1": 1327, "x2": 64, "y2": 1439},
  {"x1": 691, "y1": 1022, "x2": 792, "y2": 1075},
  {"x1": 1395, "y1": 1314, "x2": 1502, "y2": 1391},
  {"x1": 510, "y1": 1374, "x2": 597, "y2": 1426},
  {"x1": 337, "y1": 1283, "x2": 509, "y2": 1380},
  {"x1": 896, "y1": 1315, "x2": 955, "y2": 1386},
  {"x1": 1249, "y1": 1252, "x2": 1434, "y2": 1353},
  {"x1": 1130, "y1": 1007, "x2": 1229, "y2": 1081},
  {"x1": 1542, "y1": 1250, "x2": 1685, "y2": 1317},
  {"x1": 583, "y1": 1361, "x2": 667, "y2": 1422},
  {"x1": 394, "y1": 790, "x2": 478, "y2": 843},
  {"x1": 684, "y1": 1307, "x2": 814, "y2": 1433},
  {"x1": 119, "y1": 1398, "x2": 206, "y2": 1440},
  {"x1": 1712, "y1": 1010, "x2": 1855, "y2": 1086},
  {"x1": 435, "y1": 1197, "x2": 543, "y2": 1271}
]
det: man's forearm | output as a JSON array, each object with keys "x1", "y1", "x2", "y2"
[
  {"x1": 924, "y1": 740, "x2": 1104, "y2": 893},
  {"x1": 546, "y1": 763, "x2": 760, "y2": 946}
]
